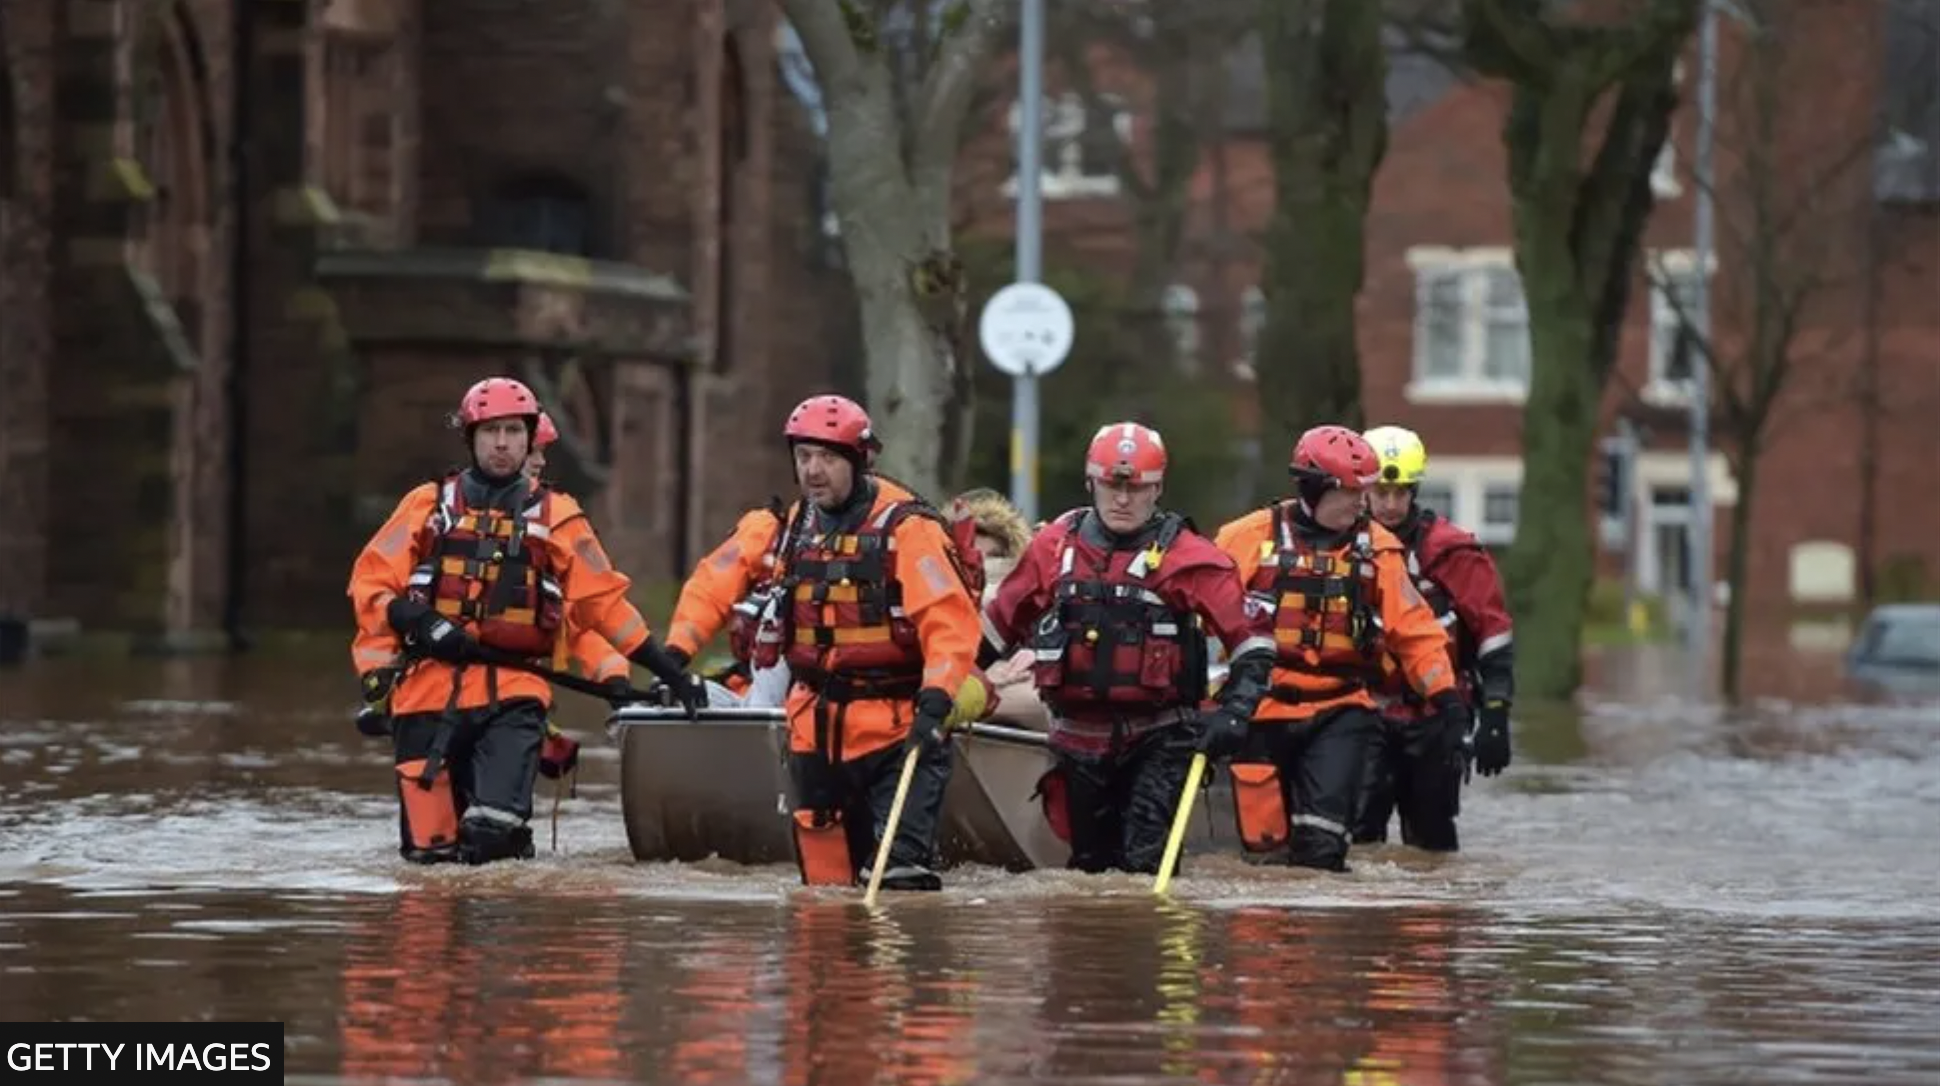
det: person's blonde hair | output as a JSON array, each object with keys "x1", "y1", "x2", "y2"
[{"x1": 949, "y1": 487, "x2": 1031, "y2": 558}]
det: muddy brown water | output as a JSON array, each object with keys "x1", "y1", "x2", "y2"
[{"x1": 2, "y1": 641, "x2": 1938, "y2": 1084}]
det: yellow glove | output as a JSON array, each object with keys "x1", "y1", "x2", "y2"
[{"x1": 944, "y1": 672, "x2": 998, "y2": 728}]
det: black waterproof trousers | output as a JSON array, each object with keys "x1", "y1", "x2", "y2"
[
  {"x1": 392, "y1": 697, "x2": 545, "y2": 865},
  {"x1": 1355, "y1": 714, "x2": 1464, "y2": 851},
  {"x1": 1056, "y1": 726, "x2": 1197, "y2": 876},
  {"x1": 791, "y1": 738, "x2": 954, "y2": 890},
  {"x1": 1236, "y1": 706, "x2": 1376, "y2": 872}
]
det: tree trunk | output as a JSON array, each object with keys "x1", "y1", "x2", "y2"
[
  {"x1": 1495, "y1": 54, "x2": 1679, "y2": 700},
  {"x1": 1252, "y1": 0, "x2": 1388, "y2": 470},
  {"x1": 1720, "y1": 433, "x2": 1759, "y2": 704},
  {"x1": 782, "y1": 0, "x2": 1004, "y2": 503},
  {"x1": 1504, "y1": 272, "x2": 1603, "y2": 699}
]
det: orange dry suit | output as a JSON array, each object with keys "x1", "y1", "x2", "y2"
[
  {"x1": 1211, "y1": 503, "x2": 1456, "y2": 866},
  {"x1": 667, "y1": 476, "x2": 992, "y2": 887},
  {"x1": 1213, "y1": 503, "x2": 1454, "y2": 721},
  {"x1": 347, "y1": 471, "x2": 655, "y2": 860}
]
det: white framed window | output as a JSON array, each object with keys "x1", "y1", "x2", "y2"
[
  {"x1": 1645, "y1": 248, "x2": 1715, "y2": 405},
  {"x1": 1651, "y1": 61, "x2": 1687, "y2": 199},
  {"x1": 1160, "y1": 284, "x2": 1201, "y2": 371},
  {"x1": 1405, "y1": 247, "x2": 1531, "y2": 404},
  {"x1": 1414, "y1": 481, "x2": 1456, "y2": 519},
  {"x1": 1478, "y1": 482, "x2": 1520, "y2": 546},
  {"x1": 1386, "y1": 456, "x2": 1523, "y2": 543},
  {"x1": 1003, "y1": 91, "x2": 1132, "y2": 201}
]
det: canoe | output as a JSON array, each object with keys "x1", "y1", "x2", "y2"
[{"x1": 612, "y1": 707, "x2": 1238, "y2": 872}]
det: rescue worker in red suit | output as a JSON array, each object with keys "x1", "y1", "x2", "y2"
[
  {"x1": 1354, "y1": 426, "x2": 1514, "y2": 851},
  {"x1": 347, "y1": 377, "x2": 706, "y2": 865},
  {"x1": 658, "y1": 395, "x2": 993, "y2": 891},
  {"x1": 1213, "y1": 426, "x2": 1464, "y2": 873},
  {"x1": 983, "y1": 423, "x2": 1278, "y2": 874}
]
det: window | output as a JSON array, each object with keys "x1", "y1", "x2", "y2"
[
  {"x1": 1648, "y1": 250, "x2": 1710, "y2": 400},
  {"x1": 1479, "y1": 482, "x2": 1520, "y2": 545},
  {"x1": 481, "y1": 175, "x2": 593, "y2": 256},
  {"x1": 1238, "y1": 286, "x2": 1266, "y2": 378},
  {"x1": 321, "y1": 35, "x2": 394, "y2": 219},
  {"x1": 1651, "y1": 62, "x2": 1686, "y2": 199},
  {"x1": 1004, "y1": 91, "x2": 1132, "y2": 200},
  {"x1": 1160, "y1": 284, "x2": 1200, "y2": 371},
  {"x1": 1407, "y1": 248, "x2": 1530, "y2": 401},
  {"x1": 1415, "y1": 482, "x2": 1456, "y2": 520}
]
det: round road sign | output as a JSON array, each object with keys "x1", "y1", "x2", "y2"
[{"x1": 978, "y1": 282, "x2": 1075, "y2": 377}]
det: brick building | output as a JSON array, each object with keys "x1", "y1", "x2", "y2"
[
  {"x1": 959, "y1": 0, "x2": 1939, "y2": 619},
  {"x1": 0, "y1": 0, "x2": 846, "y2": 644}
]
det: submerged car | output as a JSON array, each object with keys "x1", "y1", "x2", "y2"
[{"x1": 1843, "y1": 603, "x2": 1940, "y2": 702}]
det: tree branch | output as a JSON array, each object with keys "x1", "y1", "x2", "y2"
[
  {"x1": 909, "y1": 0, "x2": 1011, "y2": 210},
  {"x1": 784, "y1": 0, "x2": 869, "y2": 96},
  {"x1": 1461, "y1": 0, "x2": 1558, "y2": 85}
]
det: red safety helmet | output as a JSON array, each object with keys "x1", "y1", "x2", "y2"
[
  {"x1": 457, "y1": 377, "x2": 541, "y2": 428},
  {"x1": 1086, "y1": 422, "x2": 1167, "y2": 485},
  {"x1": 534, "y1": 411, "x2": 560, "y2": 450},
  {"x1": 784, "y1": 394, "x2": 879, "y2": 464},
  {"x1": 1289, "y1": 425, "x2": 1381, "y2": 490}
]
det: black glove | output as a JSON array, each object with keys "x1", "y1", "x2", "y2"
[
  {"x1": 1429, "y1": 691, "x2": 1472, "y2": 768},
  {"x1": 355, "y1": 667, "x2": 400, "y2": 739},
  {"x1": 628, "y1": 638, "x2": 705, "y2": 719},
  {"x1": 1472, "y1": 699, "x2": 1512, "y2": 777},
  {"x1": 600, "y1": 676, "x2": 639, "y2": 710},
  {"x1": 907, "y1": 687, "x2": 953, "y2": 753},
  {"x1": 385, "y1": 598, "x2": 478, "y2": 664},
  {"x1": 1192, "y1": 708, "x2": 1248, "y2": 759}
]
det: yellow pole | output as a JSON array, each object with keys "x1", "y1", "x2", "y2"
[
  {"x1": 1152, "y1": 752, "x2": 1208, "y2": 895},
  {"x1": 863, "y1": 747, "x2": 923, "y2": 907}
]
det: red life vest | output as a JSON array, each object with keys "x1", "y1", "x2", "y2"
[
  {"x1": 759, "y1": 496, "x2": 957, "y2": 697},
  {"x1": 406, "y1": 474, "x2": 565, "y2": 659},
  {"x1": 1028, "y1": 510, "x2": 1208, "y2": 718},
  {"x1": 1244, "y1": 503, "x2": 1384, "y2": 704}
]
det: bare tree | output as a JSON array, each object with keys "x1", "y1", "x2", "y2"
[
  {"x1": 1461, "y1": 0, "x2": 1699, "y2": 701},
  {"x1": 781, "y1": 0, "x2": 1012, "y2": 499},
  {"x1": 1656, "y1": 0, "x2": 1919, "y2": 702},
  {"x1": 1252, "y1": 0, "x2": 1392, "y2": 448}
]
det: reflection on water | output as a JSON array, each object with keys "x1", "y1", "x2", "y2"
[
  {"x1": 2, "y1": 645, "x2": 1940, "y2": 1083},
  {"x1": 2, "y1": 884, "x2": 1938, "y2": 1085}
]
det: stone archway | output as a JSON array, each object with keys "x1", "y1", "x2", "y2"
[
  {"x1": 130, "y1": 2, "x2": 219, "y2": 635},
  {"x1": 133, "y1": 3, "x2": 214, "y2": 342}
]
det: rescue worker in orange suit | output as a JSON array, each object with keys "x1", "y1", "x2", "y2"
[
  {"x1": 347, "y1": 377, "x2": 706, "y2": 865},
  {"x1": 1353, "y1": 426, "x2": 1515, "y2": 851},
  {"x1": 1212, "y1": 425, "x2": 1463, "y2": 872},
  {"x1": 661, "y1": 394, "x2": 993, "y2": 891},
  {"x1": 983, "y1": 422, "x2": 1277, "y2": 874}
]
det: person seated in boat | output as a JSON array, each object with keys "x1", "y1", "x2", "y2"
[
  {"x1": 982, "y1": 422, "x2": 1279, "y2": 875},
  {"x1": 347, "y1": 378, "x2": 706, "y2": 865},
  {"x1": 660, "y1": 394, "x2": 995, "y2": 892},
  {"x1": 945, "y1": 488, "x2": 1049, "y2": 732},
  {"x1": 1353, "y1": 426, "x2": 1514, "y2": 852},
  {"x1": 1212, "y1": 425, "x2": 1462, "y2": 873}
]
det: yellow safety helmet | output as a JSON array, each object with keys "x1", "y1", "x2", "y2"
[{"x1": 1363, "y1": 425, "x2": 1429, "y2": 486}]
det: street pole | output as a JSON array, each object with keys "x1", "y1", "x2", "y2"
[
  {"x1": 1686, "y1": 0, "x2": 1719, "y2": 690},
  {"x1": 1010, "y1": 0, "x2": 1044, "y2": 525}
]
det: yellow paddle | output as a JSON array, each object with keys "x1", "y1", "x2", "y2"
[
  {"x1": 1152, "y1": 751, "x2": 1208, "y2": 895},
  {"x1": 863, "y1": 746, "x2": 923, "y2": 907}
]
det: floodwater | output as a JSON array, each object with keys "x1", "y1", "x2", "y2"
[{"x1": 2, "y1": 636, "x2": 1938, "y2": 1085}]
